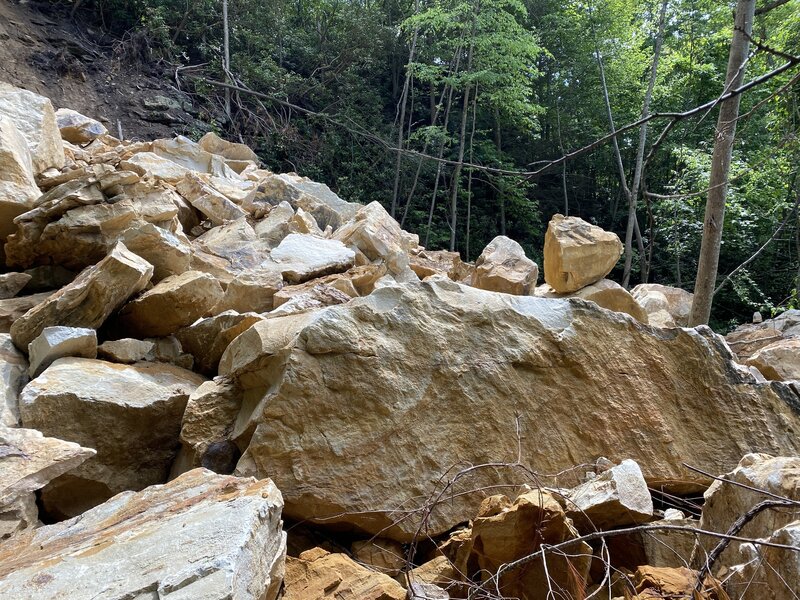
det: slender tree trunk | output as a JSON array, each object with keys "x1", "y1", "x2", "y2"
[
  {"x1": 465, "y1": 89, "x2": 478, "y2": 261},
  {"x1": 556, "y1": 101, "x2": 568, "y2": 215},
  {"x1": 689, "y1": 0, "x2": 756, "y2": 326},
  {"x1": 494, "y1": 107, "x2": 506, "y2": 235},
  {"x1": 222, "y1": 0, "x2": 231, "y2": 120}
]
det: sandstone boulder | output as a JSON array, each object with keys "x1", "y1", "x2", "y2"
[
  {"x1": 351, "y1": 538, "x2": 406, "y2": 576},
  {"x1": 0, "y1": 292, "x2": 52, "y2": 333},
  {"x1": 153, "y1": 135, "x2": 239, "y2": 179},
  {"x1": 729, "y1": 520, "x2": 800, "y2": 600},
  {"x1": 176, "y1": 172, "x2": 248, "y2": 225},
  {"x1": 536, "y1": 279, "x2": 649, "y2": 322},
  {"x1": 543, "y1": 213, "x2": 622, "y2": 293},
  {"x1": 97, "y1": 338, "x2": 157, "y2": 363},
  {"x1": 10, "y1": 242, "x2": 152, "y2": 351},
  {"x1": 0, "y1": 334, "x2": 27, "y2": 426},
  {"x1": 255, "y1": 200, "x2": 297, "y2": 246},
  {"x1": 19, "y1": 358, "x2": 205, "y2": 517},
  {"x1": 223, "y1": 278, "x2": 800, "y2": 541},
  {"x1": 0, "y1": 272, "x2": 32, "y2": 299},
  {"x1": 214, "y1": 267, "x2": 283, "y2": 314},
  {"x1": 272, "y1": 283, "x2": 352, "y2": 316},
  {"x1": 54, "y1": 108, "x2": 108, "y2": 143},
  {"x1": 117, "y1": 271, "x2": 224, "y2": 338},
  {"x1": 0, "y1": 83, "x2": 64, "y2": 174},
  {"x1": 631, "y1": 283, "x2": 694, "y2": 328},
  {"x1": 409, "y1": 248, "x2": 472, "y2": 282},
  {"x1": 0, "y1": 116, "x2": 41, "y2": 238},
  {"x1": 566, "y1": 459, "x2": 653, "y2": 530},
  {"x1": 270, "y1": 233, "x2": 356, "y2": 283},
  {"x1": 0, "y1": 469, "x2": 286, "y2": 600},
  {"x1": 744, "y1": 338, "x2": 800, "y2": 381},
  {"x1": 27, "y1": 326, "x2": 97, "y2": 378},
  {"x1": 198, "y1": 131, "x2": 259, "y2": 166},
  {"x1": 471, "y1": 235, "x2": 538, "y2": 295},
  {"x1": 122, "y1": 151, "x2": 193, "y2": 184},
  {"x1": 177, "y1": 311, "x2": 265, "y2": 375},
  {"x1": 121, "y1": 223, "x2": 192, "y2": 282},
  {"x1": 283, "y1": 547, "x2": 405, "y2": 600}
]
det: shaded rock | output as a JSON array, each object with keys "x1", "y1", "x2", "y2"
[
  {"x1": 27, "y1": 326, "x2": 97, "y2": 378},
  {"x1": 19, "y1": 357, "x2": 205, "y2": 518},
  {"x1": 566, "y1": 459, "x2": 653, "y2": 530},
  {"x1": 273, "y1": 275, "x2": 357, "y2": 308},
  {"x1": 0, "y1": 83, "x2": 64, "y2": 174},
  {"x1": 729, "y1": 520, "x2": 800, "y2": 600},
  {"x1": 0, "y1": 334, "x2": 28, "y2": 426},
  {"x1": 121, "y1": 223, "x2": 192, "y2": 282},
  {"x1": 177, "y1": 311, "x2": 265, "y2": 375},
  {"x1": 471, "y1": 235, "x2": 538, "y2": 295},
  {"x1": 117, "y1": 271, "x2": 224, "y2": 338},
  {"x1": 223, "y1": 278, "x2": 800, "y2": 541},
  {"x1": 172, "y1": 377, "x2": 242, "y2": 475},
  {"x1": 0, "y1": 292, "x2": 52, "y2": 333},
  {"x1": 283, "y1": 547, "x2": 405, "y2": 600},
  {"x1": 745, "y1": 338, "x2": 800, "y2": 381},
  {"x1": 272, "y1": 283, "x2": 352, "y2": 316},
  {"x1": 0, "y1": 116, "x2": 41, "y2": 238},
  {"x1": 215, "y1": 267, "x2": 283, "y2": 314},
  {"x1": 10, "y1": 242, "x2": 152, "y2": 351},
  {"x1": 536, "y1": 279, "x2": 649, "y2": 322},
  {"x1": 271, "y1": 233, "x2": 355, "y2": 283},
  {"x1": 543, "y1": 213, "x2": 622, "y2": 293},
  {"x1": 0, "y1": 424, "x2": 94, "y2": 534},
  {"x1": 0, "y1": 469, "x2": 286, "y2": 600},
  {"x1": 406, "y1": 556, "x2": 458, "y2": 590},
  {"x1": 351, "y1": 538, "x2": 406, "y2": 576},
  {"x1": 631, "y1": 566, "x2": 722, "y2": 599},
  {"x1": 726, "y1": 325, "x2": 785, "y2": 363},
  {"x1": 97, "y1": 338, "x2": 156, "y2": 363},
  {"x1": 54, "y1": 108, "x2": 107, "y2": 143},
  {"x1": 0, "y1": 272, "x2": 32, "y2": 299},
  {"x1": 409, "y1": 248, "x2": 472, "y2": 282},
  {"x1": 254, "y1": 200, "x2": 297, "y2": 246},
  {"x1": 21, "y1": 265, "x2": 75, "y2": 293},
  {"x1": 638, "y1": 512, "x2": 698, "y2": 569},
  {"x1": 697, "y1": 453, "x2": 800, "y2": 572},
  {"x1": 464, "y1": 490, "x2": 592, "y2": 600},
  {"x1": 631, "y1": 283, "x2": 694, "y2": 328},
  {"x1": 198, "y1": 131, "x2": 259, "y2": 164},
  {"x1": 176, "y1": 172, "x2": 248, "y2": 225}
]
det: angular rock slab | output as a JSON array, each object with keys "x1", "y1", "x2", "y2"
[
  {"x1": 55, "y1": 108, "x2": 108, "y2": 143},
  {"x1": 471, "y1": 235, "x2": 538, "y2": 295},
  {"x1": 19, "y1": 358, "x2": 206, "y2": 518},
  {"x1": 224, "y1": 278, "x2": 800, "y2": 541},
  {"x1": 0, "y1": 469, "x2": 286, "y2": 600},
  {"x1": 631, "y1": 283, "x2": 693, "y2": 328},
  {"x1": 270, "y1": 233, "x2": 355, "y2": 283},
  {"x1": 10, "y1": 242, "x2": 153, "y2": 351},
  {"x1": 536, "y1": 279, "x2": 649, "y2": 323},
  {"x1": 0, "y1": 333, "x2": 28, "y2": 426},
  {"x1": 27, "y1": 326, "x2": 97, "y2": 378},
  {"x1": 730, "y1": 520, "x2": 800, "y2": 600},
  {"x1": 745, "y1": 338, "x2": 800, "y2": 381},
  {"x1": 0, "y1": 115, "x2": 41, "y2": 238},
  {"x1": 543, "y1": 213, "x2": 622, "y2": 293}
]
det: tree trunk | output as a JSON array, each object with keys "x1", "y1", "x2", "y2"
[
  {"x1": 465, "y1": 89, "x2": 478, "y2": 261},
  {"x1": 689, "y1": 0, "x2": 756, "y2": 326},
  {"x1": 222, "y1": 0, "x2": 231, "y2": 120},
  {"x1": 494, "y1": 107, "x2": 506, "y2": 235}
]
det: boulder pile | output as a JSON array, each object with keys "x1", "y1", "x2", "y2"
[{"x1": 0, "y1": 84, "x2": 798, "y2": 599}]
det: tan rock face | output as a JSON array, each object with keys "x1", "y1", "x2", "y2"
[
  {"x1": 0, "y1": 272, "x2": 32, "y2": 299},
  {"x1": 410, "y1": 248, "x2": 472, "y2": 281},
  {"x1": 464, "y1": 491, "x2": 591, "y2": 600},
  {"x1": 729, "y1": 520, "x2": 800, "y2": 600},
  {"x1": 0, "y1": 292, "x2": 52, "y2": 334},
  {"x1": 0, "y1": 469, "x2": 287, "y2": 600},
  {"x1": 223, "y1": 278, "x2": 800, "y2": 541},
  {"x1": 272, "y1": 283, "x2": 352, "y2": 316},
  {"x1": 19, "y1": 357, "x2": 206, "y2": 517},
  {"x1": 543, "y1": 213, "x2": 622, "y2": 293},
  {"x1": 0, "y1": 83, "x2": 65, "y2": 174},
  {"x1": 0, "y1": 116, "x2": 41, "y2": 238},
  {"x1": 471, "y1": 235, "x2": 538, "y2": 295},
  {"x1": 271, "y1": 233, "x2": 356, "y2": 283},
  {"x1": 198, "y1": 131, "x2": 260, "y2": 164},
  {"x1": 283, "y1": 547, "x2": 406, "y2": 600},
  {"x1": 536, "y1": 279, "x2": 649, "y2": 322},
  {"x1": 698, "y1": 453, "x2": 800, "y2": 571},
  {"x1": 10, "y1": 242, "x2": 153, "y2": 351},
  {"x1": 121, "y1": 223, "x2": 192, "y2": 282},
  {"x1": 744, "y1": 338, "x2": 800, "y2": 381},
  {"x1": 117, "y1": 270, "x2": 224, "y2": 338},
  {"x1": 631, "y1": 283, "x2": 694, "y2": 328},
  {"x1": 215, "y1": 267, "x2": 283, "y2": 314},
  {"x1": 177, "y1": 311, "x2": 265, "y2": 376},
  {"x1": 351, "y1": 538, "x2": 406, "y2": 576},
  {"x1": 176, "y1": 172, "x2": 248, "y2": 225},
  {"x1": 54, "y1": 108, "x2": 108, "y2": 143},
  {"x1": 0, "y1": 334, "x2": 28, "y2": 426}
]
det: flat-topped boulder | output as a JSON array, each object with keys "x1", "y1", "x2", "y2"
[
  {"x1": 536, "y1": 278, "x2": 648, "y2": 323},
  {"x1": 0, "y1": 469, "x2": 286, "y2": 600},
  {"x1": 0, "y1": 116, "x2": 41, "y2": 238},
  {"x1": 270, "y1": 233, "x2": 356, "y2": 283}
]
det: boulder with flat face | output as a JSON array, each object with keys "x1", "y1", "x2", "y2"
[
  {"x1": 536, "y1": 279, "x2": 649, "y2": 323},
  {"x1": 54, "y1": 108, "x2": 108, "y2": 143},
  {"x1": 745, "y1": 338, "x2": 800, "y2": 381},
  {"x1": 0, "y1": 83, "x2": 64, "y2": 174},
  {"x1": 631, "y1": 283, "x2": 694, "y2": 328},
  {"x1": 19, "y1": 357, "x2": 205, "y2": 518},
  {"x1": 27, "y1": 326, "x2": 97, "y2": 378},
  {"x1": 0, "y1": 116, "x2": 41, "y2": 238},
  {"x1": 10, "y1": 242, "x2": 152, "y2": 351},
  {"x1": 543, "y1": 213, "x2": 622, "y2": 293},
  {"x1": 471, "y1": 235, "x2": 538, "y2": 295},
  {"x1": 0, "y1": 334, "x2": 28, "y2": 426},
  {"x1": 270, "y1": 233, "x2": 355, "y2": 283},
  {"x1": 223, "y1": 278, "x2": 800, "y2": 542},
  {"x1": 0, "y1": 469, "x2": 286, "y2": 600}
]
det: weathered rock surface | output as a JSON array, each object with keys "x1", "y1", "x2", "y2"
[
  {"x1": 176, "y1": 172, "x2": 248, "y2": 225},
  {"x1": 566, "y1": 459, "x2": 653, "y2": 530},
  {"x1": 10, "y1": 242, "x2": 153, "y2": 350},
  {"x1": 223, "y1": 278, "x2": 800, "y2": 541},
  {"x1": 272, "y1": 283, "x2": 352, "y2": 316},
  {"x1": 177, "y1": 311, "x2": 265, "y2": 375},
  {"x1": 631, "y1": 283, "x2": 694, "y2": 328},
  {"x1": 0, "y1": 292, "x2": 52, "y2": 333},
  {"x1": 0, "y1": 469, "x2": 286, "y2": 600},
  {"x1": 0, "y1": 83, "x2": 64, "y2": 174},
  {"x1": 351, "y1": 538, "x2": 406, "y2": 576},
  {"x1": 215, "y1": 267, "x2": 283, "y2": 314},
  {"x1": 117, "y1": 270, "x2": 224, "y2": 338},
  {"x1": 19, "y1": 358, "x2": 205, "y2": 517},
  {"x1": 121, "y1": 223, "x2": 192, "y2": 282},
  {"x1": 283, "y1": 547, "x2": 405, "y2": 600},
  {"x1": 0, "y1": 425, "x2": 94, "y2": 537},
  {"x1": 0, "y1": 115, "x2": 41, "y2": 237},
  {"x1": 697, "y1": 453, "x2": 800, "y2": 571},
  {"x1": 270, "y1": 233, "x2": 356, "y2": 283},
  {"x1": 54, "y1": 108, "x2": 108, "y2": 143},
  {"x1": 536, "y1": 278, "x2": 649, "y2": 322},
  {"x1": 471, "y1": 235, "x2": 538, "y2": 295},
  {"x1": 744, "y1": 338, "x2": 800, "y2": 381},
  {"x1": 543, "y1": 213, "x2": 622, "y2": 293},
  {"x1": 0, "y1": 272, "x2": 32, "y2": 299},
  {"x1": 0, "y1": 334, "x2": 27, "y2": 426},
  {"x1": 729, "y1": 520, "x2": 800, "y2": 600},
  {"x1": 409, "y1": 248, "x2": 472, "y2": 282},
  {"x1": 27, "y1": 326, "x2": 97, "y2": 378},
  {"x1": 97, "y1": 338, "x2": 156, "y2": 363}
]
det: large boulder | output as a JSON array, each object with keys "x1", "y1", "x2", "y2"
[
  {"x1": 19, "y1": 358, "x2": 205, "y2": 518},
  {"x1": 744, "y1": 339, "x2": 800, "y2": 381},
  {"x1": 0, "y1": 116, "x2": 41, "y2": 238},
  {"x1": 470, "y1": 235, "x2": 538, "y2": 295},
  {"x1": 176, "y1": 311, "x2": 265, "y2": 376},
  {"x1": 10, "y1": 242, "x2": 153, "y2": 351},
  {"x1": 729, "y1": 520, "x2": 800, "y2": 600},
  {"x1": 0, "y1": 469, "x2": 286, "y2": 600},
  {"x1": 0, "y1": 334, "x2": 28, "y2": 426},
  {"x1": 176, "y1": 172, "x2": 248, "y2": 225},
  {"x1": 0, "y1": 83, "x2": 64, "y2": 174},
  {"x1": 270, "y1": 233, "x2": 356, "y2": 283},
  {"x1": 222, "y1": 278, "x2": 800, "y2": 541},
  {"x1": 631, "y1": 283, "x2": 694, "y2": 328},
  {"x1": 536, "y1": 278, "x2": 649, "y2": 323},
  {"x1": 27, "y1": 326, "x2": 97, "y2": 377},
  {"x1": 54, "y1": 108, "x2": 108, "y2": 143},
  {"x1": 543, "y1": 213, "x2": 622, "y2": 293},
  {"x1": 116, "y1": 271, "x2": 224, "y2": 338}
]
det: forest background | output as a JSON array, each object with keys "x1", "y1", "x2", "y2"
[{"x1": 63, "y1": 0, "x2": 800, "y2": 329}]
